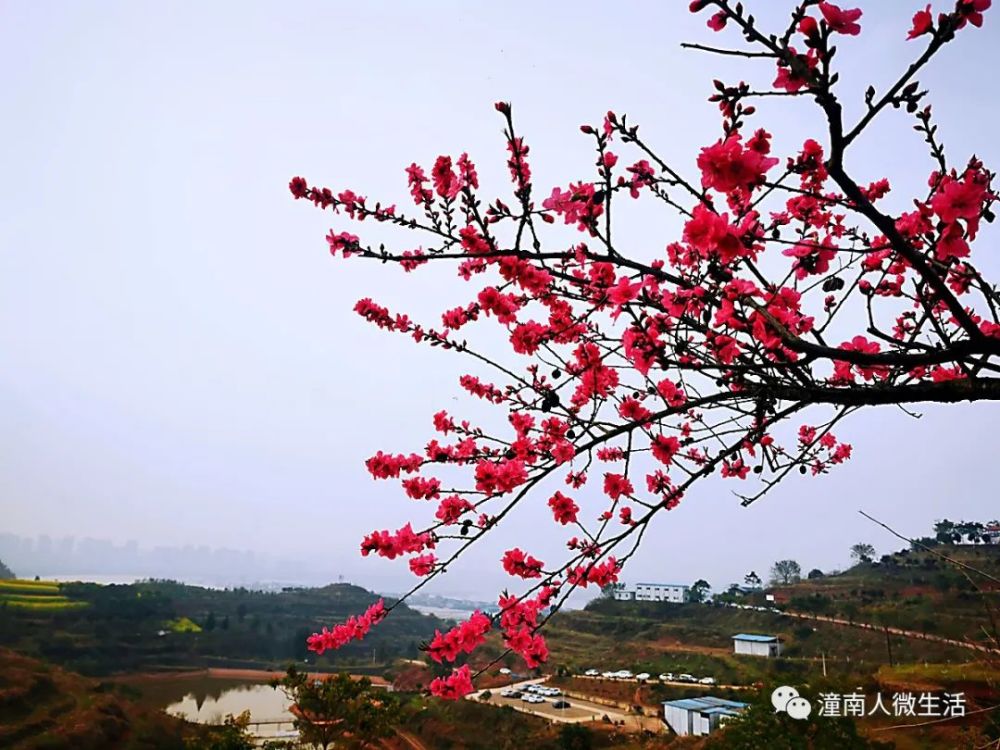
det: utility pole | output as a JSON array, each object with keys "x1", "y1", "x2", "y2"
[
  {"x1": 821, "y1": 651, "x2": 827, "y2": 677},
  {"x1": 884, "y1": 627, "x2": 894, "y2": 667}
]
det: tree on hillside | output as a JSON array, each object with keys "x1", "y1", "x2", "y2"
[
  {"x1": 770, "y1": 560, "x2": 801, "y2": 586},
  {"x1": 934, "y1": 519, "x2": 960, "y2": 544},
  {"x1": 0, "y1": 559, "x2": 14, "y2": 580},
  {"x1": 688, "y1": 579, "x2": 712, "y2": 603},
  {"x1": 807, "y1": 568, "x2": 824, "y2": 580},
  {"x1": 558, "y1": 724, "x2": 595, "y2": 750},
  {"x1": 958, "y1": 520, "x2": 985, "y2": 543},
  {"x1": 849, "y1": 543, "x2": 875, "y2": 564},
  {"x1": 599, "y1": 581, "x2": 624, "y2": 599},
  {"x1": 185, "y1": 711, "x2": 255, "y2": 750},
  {"x1": 291, "y1": 0, "x2": 1000, "y2": 696},
  {"x1": 271, "y1": 667, "x2": 398, "y2": 750},
  {"x1": 743, "y1": 571, "x2": 762, "y2": 589}
]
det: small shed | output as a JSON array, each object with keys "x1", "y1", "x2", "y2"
[
  {"x1": 732, "y1": 633, "x2": 782, "y2": 657},
  {"x1": 663, "y1": 696, "x2": 747, "y2": 736}
]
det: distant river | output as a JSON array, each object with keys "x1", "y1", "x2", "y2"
[{"x1": 409, "y1": 604, "x2": 473, "y2": 620}]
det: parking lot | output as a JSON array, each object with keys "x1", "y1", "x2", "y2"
[
  {"x1": 484, "y1": 693, "x2": 603, "y2": 722},
  {"x1": 474, "y1": 679, "x2": 663, "y2": 731}
]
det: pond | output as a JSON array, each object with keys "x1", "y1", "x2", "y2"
[{"x1": 127, "y1": 675, "x2": 297, "y2": 739}]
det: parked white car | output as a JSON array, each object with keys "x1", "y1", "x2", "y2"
[
  {"x1": 499, "y1": 668, "x2": 512, "y2": 675},
  {"x1": 678, "y1": 673, "x2": 696, "y2": 683},
  {"x1": 699, "y1": 677, "x2": 717, "y2": 685},
  {"x1": 658, "y1": 673, "x2": 672, "y2": 682},
  {"x1": 635, "y1": 672, "x2": 651, "y2": 681},
  {"x1": 584, "y1": 669, "x2": 600, "y2": 677},
  {"x1": 601, "y1": 671, "x2": 616, "y2": 679},
  {"x1": 614, "y1": 670, "x2": 634, "y2": 679}
]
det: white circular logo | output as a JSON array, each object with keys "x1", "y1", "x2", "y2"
[
  {"x1": 771, "y1": 685, "x2": 799, "y2": 713},
  {"x1": 786, "y1": 696, "x2": 812, "y2": 720}
]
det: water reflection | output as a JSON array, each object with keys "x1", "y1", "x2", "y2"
[{"x1": 129, "y1": 677, "x2": 297, "y2": 738}]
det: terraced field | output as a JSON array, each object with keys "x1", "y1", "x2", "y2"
[{"x1": 0, "y1": 579, "x2": 87, "y2": 610}]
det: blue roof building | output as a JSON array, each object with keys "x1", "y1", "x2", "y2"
[
  {"x1": 663, "y1": 696, "x2": 747, "y2": 736},
  {"x1": 732, "y1": 632, "x2": 782, "y2": 657}
]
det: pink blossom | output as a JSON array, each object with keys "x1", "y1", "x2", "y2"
[
  {"x1": 307, "y1": 599, "x2": 386, "y2": 654},
  {"x1": 697, "y1": 136, "x2": 778, "y2": 194},
  {"x1": 548, "y1": 491, "x2": 580, "y2": 525},
  {"x1": 436, "y1": 495, "x2": 475, "y2": 525},
  {"x1": 603, "y1": 473, "x2": 634, "y2": 500},
  {"x1": 409, "y1": 553, "x2": 437, "y2": 576},
  {"x1": 427, "y1": 612, "x2": 492, "y2": 662},
  {"x1": 429, "y1": 665, "x2": 474, "y2": 700},
  {"x1": 475, "y1": 458, "x2": 528, "y2": 495},
  {"x1": 908, "y1": 4, "x2": 933, "y2": 38},
  {"x1": 502, "y1": 548, "x2": 544, "y2": 579},
  {"x1": 819, "y1": 3, "x2": 863, "y2": 35}
]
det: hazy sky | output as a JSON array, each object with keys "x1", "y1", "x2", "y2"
[{"x1": 3, "y1": 2, "x2": 999, "y2": 599}]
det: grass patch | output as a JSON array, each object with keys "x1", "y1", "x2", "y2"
[
  {"x1": 0, "y1": 594, "x2": 73, "y2": 604},
  {"x1": 878, "y1": 661, "x2": 1000, "y2": 687},
  {"x1": 0, "y1": 580, "x2": 86, "y2": 610},
  {"x1": 0, "y1": 580, "x2": 61, "y2": 595},
  {"x1": 1, "y1": 599, "x2": 88, "y2": 610},
  {"x1": 165, "y1": 617, "x2": 202, "y2": 633}
]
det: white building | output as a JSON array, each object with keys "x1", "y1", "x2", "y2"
[
  {"x1": 635, "y1": 582, "x2": 689, "y2": 602},
  {"x1": 614, "y1": 582, "x2": 689, "y2": 603},
  {"x1": 732, "y1": 633, "x2": 782, "y2": 657},
  {"x1": 663, "y1": 696, "x2": 747, "y2": 736}
]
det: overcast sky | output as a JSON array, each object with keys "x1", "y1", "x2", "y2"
[{"x1": 2, "y1": 2, "x2": 999, "y2": 600}]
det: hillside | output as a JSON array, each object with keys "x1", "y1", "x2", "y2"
[
  {"x1": 0, "y1": 559, "x2": 14, "y2": 579},
  {"x1": 542, "y1": 542, "x2": 999, "y2": 678},
  {"x1": 0, "y1": 647, "x2": 189, "y2": 749},
  {"x1": 0, "y1": 579, "x2": 444, "y2": 676},
  {"x1": 762, "y1": 542, "x2": 1000, "y2": 647},
  {"x1": 544, "y1": 598, "x2": 976, "y2": 690}
]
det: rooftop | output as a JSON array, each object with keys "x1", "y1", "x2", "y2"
[
  {"x1": 663, "y1": 696, "x2": 748, "y2": 712},
  {"x1": 732, "y1": 633, "x2": 779, "y2": 642}
]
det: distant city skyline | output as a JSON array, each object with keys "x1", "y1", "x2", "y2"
[{"x1": 0, "y1": 531, "x2": 328, "y2": 589}]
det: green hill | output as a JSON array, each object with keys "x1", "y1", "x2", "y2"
[{"x1": 0, "y1": 580, "x2": 444, "y2": 677}]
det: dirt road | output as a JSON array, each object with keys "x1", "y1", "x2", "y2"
[{"x1": 781, "y1": 609, "x2": 1000, "y2": 654}]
